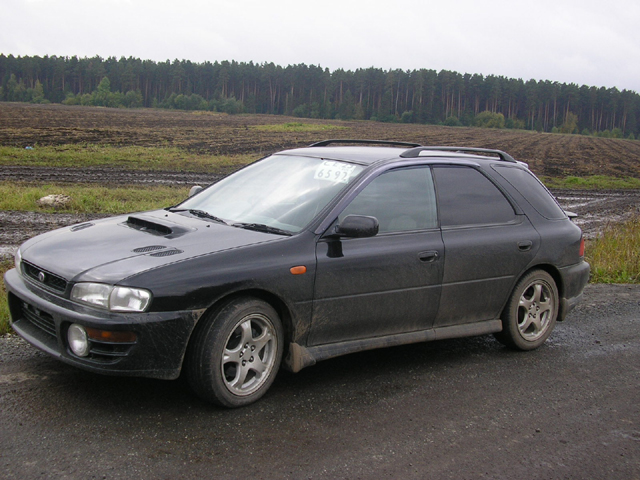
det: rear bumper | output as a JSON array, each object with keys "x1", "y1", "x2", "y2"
[
  {"x1": 557, "y1": 260, "x2": 590, "y2": 321},
  {"x1": 4, "y1": 268, "x2": 204, "y2": 380}
]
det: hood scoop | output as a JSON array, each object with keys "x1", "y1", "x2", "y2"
[{"x1": 123, "y1": 215, "x2": 195, "y2": 238}]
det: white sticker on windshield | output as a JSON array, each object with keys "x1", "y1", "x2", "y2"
[{"x1": 314, "y1": 160, "x2": 358, "y2": 184}]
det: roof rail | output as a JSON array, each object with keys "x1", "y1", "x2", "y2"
[
  {"x1": 309, "y1": 139, "x2": 421, "y2": 148},
  {"x1": 400, "y1": 146, "x2": 518, "y2": 163}
]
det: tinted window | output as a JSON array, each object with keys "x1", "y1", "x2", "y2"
[
  {"x1": 434, "y1": 166, "x2": 515, "y2": 226},
  {"x1": 493, "y1": 165, "x2": 566, "y2": 220},
  {"x1": 339, "y1": 167, "x2": 437, "y2": 233}
]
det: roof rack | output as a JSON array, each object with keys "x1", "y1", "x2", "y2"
[
  {"x1": 309, "y1": 139, "x2": 421, "y2": 148},
  {"x1": 400, "y1": 146, "x2": 518, "y2": 163}
]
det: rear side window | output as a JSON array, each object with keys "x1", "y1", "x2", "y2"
[
  {"x1": 434, "y1": 166, "x2": 516, "y2": 227},
  {"x1": 493, "y1": 165, "x2": 566, "y2": 220}
]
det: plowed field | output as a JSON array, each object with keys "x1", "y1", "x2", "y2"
[{"x1": 2, "y1": 103, "x2": 640, "y2": 178}]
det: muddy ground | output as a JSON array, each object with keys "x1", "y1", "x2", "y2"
[{"x1": 1, "y1": 283, "x2": 639, "y2": 479}]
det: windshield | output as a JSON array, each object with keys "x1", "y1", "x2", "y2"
[{"x1": 177, "y1": 154, "x2": 364, "y2": 233}]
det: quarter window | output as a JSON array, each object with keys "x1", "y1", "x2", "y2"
[{"x1": 493, "y1": 165, "x2": 566, "y2": 220}]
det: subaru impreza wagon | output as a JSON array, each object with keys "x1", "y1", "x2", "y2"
[{"x1": 4, "y1": 140, "x2": 590, "y2": 407}]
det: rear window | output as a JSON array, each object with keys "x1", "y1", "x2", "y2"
[{"x1": 492, "y1": 165, "x2": 566, "y2": 220}]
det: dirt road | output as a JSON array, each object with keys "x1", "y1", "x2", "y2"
[{"x1": 0, "y1": 283, "x2": 638, "y2": 479}]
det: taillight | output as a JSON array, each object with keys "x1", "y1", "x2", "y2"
[{"x1": 579, "y1": 236, "x2": 585, "y2": 257}]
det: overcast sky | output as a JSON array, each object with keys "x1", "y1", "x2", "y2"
[{"x1": 2, "y1": 0, "x2": 639, "y2": 92}]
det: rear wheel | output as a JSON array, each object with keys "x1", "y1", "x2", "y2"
[
  {"x1": 187, "y1": 298, "x2": 283, "y2": 408},
  {"x1": 495, "y1": 270, "x2": 559, "y2": 350}
]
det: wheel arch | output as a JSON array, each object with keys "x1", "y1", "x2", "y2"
[
  {"x1": 183, "y1": 288, "x2": 295, "y2": 371},
  {"x1": 500, "y1": 264, "x2": 564, "y2": 321}
]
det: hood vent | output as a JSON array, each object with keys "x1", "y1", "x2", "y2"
[
  {"x1": 149, "y1": 248, "x2": 183, "y2": 257},
  {"x1": 133, "y1": 245, "x2": 166, "y2": 253},
  {"x1": 71, "y1": 223, "x2": 94, "y2": 232}
]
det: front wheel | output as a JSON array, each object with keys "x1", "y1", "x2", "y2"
[
  {"x1": 187, "y1": 298, "x2": 283, "y2": 408},
  {"x1": 495, "y1": 270, "x2": 559, "y2": 350}
]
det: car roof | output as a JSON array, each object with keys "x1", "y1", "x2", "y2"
[{"x1": 277, "y1": 144, "x2": 525, "y2": 167}]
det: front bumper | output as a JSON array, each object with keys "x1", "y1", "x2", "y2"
[{"x1": 4, "y1": 268, "x2": 204, "y2": 380}]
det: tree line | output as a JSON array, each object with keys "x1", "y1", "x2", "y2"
[{"x1": 1, "y1": 54, "x2": 638, "y2": 138}]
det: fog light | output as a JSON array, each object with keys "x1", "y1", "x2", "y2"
[{"x1": 68, "y1": 323, "x2": 90, "y2": 357}]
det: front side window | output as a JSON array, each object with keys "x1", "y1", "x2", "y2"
[
  {"x1": 434, "y1": 166, "x2": 516, "y2": 227},
  {"x1": 179, "y1": 155, "x2": 364, "y2": 233},
  {"x1": 339, "y1": 167, "x2": 438, "y2": 233}
]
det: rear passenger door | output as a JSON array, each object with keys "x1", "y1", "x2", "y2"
[{"x1": 432, "y1": 165, "x2": 540, "y2": 327}]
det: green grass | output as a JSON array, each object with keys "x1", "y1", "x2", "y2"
[
  {"x1": 541, "y1": 175, "x2": 640, "y2": 190},
  {"x1": 0, "y1": 260, "x2": 11, "y2": 335},
  {"x1": 586, "y1": 216, "x2": 640, "y2": 283},
  {"x1": 254, "y1": 122, "x2": 347, "y2": 133},
  {"x1": 0, "y1": 183, "x2": 190, "y2": 214},
  {"x1": 0, "y1": 145, "x2": 253, "y2": 172}
]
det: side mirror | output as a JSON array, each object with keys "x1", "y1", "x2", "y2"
[
  {"x1": 189, "y1": 185, "x2": 203, "y2": 197},
  {"x1": 335, "y1": 215, "x2": 379, "y2": 238}
]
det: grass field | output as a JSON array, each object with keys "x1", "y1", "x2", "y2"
[{"x1": 0, "y1": 183, "x2": 190, "y2": 213}]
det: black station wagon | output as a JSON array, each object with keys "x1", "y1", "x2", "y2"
[{"x1": 4, "y1": 140, "x2": 590, "y2": 407}]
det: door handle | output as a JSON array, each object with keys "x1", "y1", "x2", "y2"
[
  {"x1": 418, "y1": 251, "x2": 439, "y2": 262},
  {"x1": 518, "y1": 241, "x2": 533, "y2": 252}
]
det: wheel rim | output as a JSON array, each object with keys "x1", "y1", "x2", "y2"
[
  {"x1": 517, "y1": 280, "x2": 555, "y2": 341},
  {"x1": 221, "y1": 313, "x2": 278, "y2": 397}
]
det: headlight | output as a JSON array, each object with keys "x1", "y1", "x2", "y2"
[
  {"x1": 71, "y1": 283, "x2": 152, "y2": 312},
  {"x1": 14, "y1": 247, "x2": 22, "y2": 271},
  {"x1": 109, "y1": 286, "x2": 152, "y2": 312}
]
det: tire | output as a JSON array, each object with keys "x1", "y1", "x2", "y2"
[
  {"x1": 187, "y1": 297, "x2": 283, "y2": 408},
  {"x1": 495, "y1": 270, "x2": 559, "y2": 350}
]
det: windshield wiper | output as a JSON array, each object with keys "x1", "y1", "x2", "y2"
[
  {"x1": 232, "y1": 223, "x2": 292, "y2": 236},
  {"x1": 167, "y1": 208, "x2": 227, "y2": 224}
]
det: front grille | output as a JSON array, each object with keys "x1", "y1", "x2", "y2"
[
  {"x1": 22, "y1": 261, "x2": 68, "y2": 293},
  {"x1": 21, "y1": 302, "x2": 56, "y2": 338}
]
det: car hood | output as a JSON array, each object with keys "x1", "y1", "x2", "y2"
[{"x1": 19, "y1": 210, "x2": 282, "y2": 284}]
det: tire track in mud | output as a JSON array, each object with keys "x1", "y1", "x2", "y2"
[{"x1": 0, "y1": 165, "x2": 225, "y2": 186}]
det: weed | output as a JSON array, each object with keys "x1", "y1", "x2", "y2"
[
  {"x1": 0, "y1": 183, "x2": 191, "y2": 214},
  {"x1": 541, "y1": 175, "x2": 640, "y2": 190},
  {"x1": 0, "y1": 145, "x2": 253, "y2": 172},
  {"x1": 586, "y1": 216, "x2": 640, "y2": 283},
  {"x1": 0, "y1": 260, "x2": 12, "y2": 335}
]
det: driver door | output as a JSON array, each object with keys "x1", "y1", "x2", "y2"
[{"x1": 309, "y1": 166, "x2": 444, "y2": 346}]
